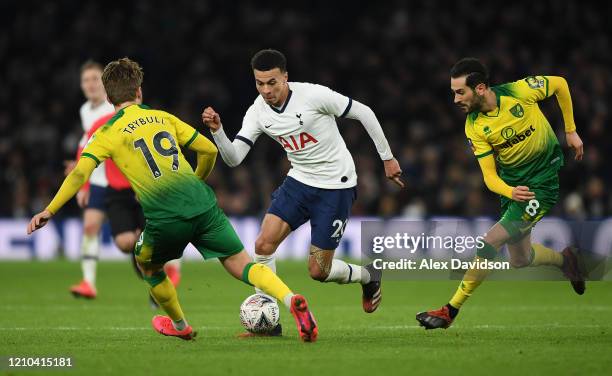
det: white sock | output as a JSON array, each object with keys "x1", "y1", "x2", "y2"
[
  {"x1": 324, "y1": 259, "x2": 371, "y2": 284},
  {"x1": 254, "y1": 254, "x2": 277, "y2": 298},
  {"x1": 172, "y1": 318, "x2": 187, "y2": 331},
  {"x1": 282, "y1": 293, "x2": 295, "y2": 309},
  {"x1": 81, "y1": 234, "x2": 99, "y2": 286},
  {"x1": 254, "y1": 254, "x2": 276, "y2": 272}
]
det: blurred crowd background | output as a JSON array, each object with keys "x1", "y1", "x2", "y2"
[{"x1": 1, "y1": 0, "x2": 610, "y2": 220}]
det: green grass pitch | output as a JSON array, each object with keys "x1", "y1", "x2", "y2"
[{"x1": 1, "y1": 260, "x2": 611, "y2": 375}]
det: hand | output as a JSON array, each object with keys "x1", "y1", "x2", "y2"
[
  {"x1": 202, "y1": 107, "x2": 222, "y2": 132},
  {"x1": 63, "y1": 160, "x2": 76, "y2": 176},
  {"x1": 76, "y1": 189, "x2": 90, "y2": 208},
  {"x1": 566, "y1": 131, "x2": 583, "y2": 161},
  {"x1": 383, "y1": 158, "x2": 405, "y2": 188},
  {"x1": 512, "y1": 186, "x2": 535, "y2": 202},
  {"x1": 27, "y1": 210, "x2": 53, "y2": 234}
]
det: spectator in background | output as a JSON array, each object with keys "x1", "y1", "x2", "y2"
[{"x1": 0, "y1": 0, "x2": 609, "y2": 220}]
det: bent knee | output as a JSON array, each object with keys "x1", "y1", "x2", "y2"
[
  {"x1": 255, "y1": 235, "x2": 279, "y2": 255},
  {"x1": 114, "y1": 233, "x2": 137, "y2": 253},
  {"x1": 83, "y1": 223, "x2": 101, "y2": 236},
  {"x1": 308, "y1": 263, "x2": 329, "y2": 282}
]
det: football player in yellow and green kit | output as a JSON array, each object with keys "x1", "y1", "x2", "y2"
[
  {"x1": 27, "y1": 58, "x2": 318, "y2": 342},
  {"x1": 416, "y1": 57, "x2": 586, "y2": 329}
]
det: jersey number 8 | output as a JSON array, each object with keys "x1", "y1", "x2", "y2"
[
  {"x1": 525, "y1": 199, "x2": 540, "y2": 217},
  {"x1": 134, "y1": 131, "x2": 179, "y2": 178}
]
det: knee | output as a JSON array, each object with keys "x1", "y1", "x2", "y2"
[
  {"x1": 114, "y1": 233, "x2": 137, "y2": 254},
  {"x1": 255, "y1": 234, "x2": 278, "y2": 255},
  {"x1": 509, "y1": 255, "x2": 531, "y2": 268},
  {"x1": 308, "y1": 262, "x2": 329, "y2": 282},
  {"x1": 83, "y1": 223, "x2": 100, "y2": 236}
]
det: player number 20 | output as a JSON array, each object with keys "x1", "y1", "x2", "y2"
[
  {"x1": 331, "y1": 219, "x2": 348, "y2": 239},
  {"x1": 525, "y1": 199, "x2": 540, "y2": 217},
  {"x1": 134, "y1": 131, "x2": 179, "y2": 179}
]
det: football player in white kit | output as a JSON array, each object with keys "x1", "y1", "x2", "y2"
[
  {"x1": 203, "y1": 49, "x2": 403, "y2": 335},
  {"x1": 68, "y1": 61, "x2": 115, "y2": 298}
]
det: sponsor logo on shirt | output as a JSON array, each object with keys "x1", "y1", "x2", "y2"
[
  {"x1": 277, "y1": 132, "x2": 318, "y2": 151},
  {"x1": 501, "y1": 126, "x2": 516, "y2": 140},
  {"x1": 498, "y1": 125, "x2": 536, "y2": 149}
]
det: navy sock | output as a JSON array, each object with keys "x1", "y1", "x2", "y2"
[{"x1": 446, "y1": 303, "x2": 459, "y2": 319}]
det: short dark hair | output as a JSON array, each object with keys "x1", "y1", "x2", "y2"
[
  {"x1": 251, "y1": 49, "x2": 287, "y2": 72},
  {"x1": 102, "y1": 57, "x2": 144, "y2": 105},
  {"x1": 450, "y1": 57, "x2": 489, "y2": 89},
  {"x1": 80, "y1": 60, "x2": 104, "y2": 75}
]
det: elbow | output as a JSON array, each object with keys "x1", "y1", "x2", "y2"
[
  {"x1": 552, "y1": 76, "x2": 569, "y2": 94},
  {"x1": 206, "y1": 144, "x2": 218, "y2": 157},
  {"x1": 360, "y1": 103, "x2": 376, "y2": 119},
  {"x1": 198, "y1": 145, "x2": 218, "y2": 161},
  {"x1": 482, "y1": 177, "x2": 499, "y2": 195},
  {"x1": 70, "y1": 168, "x2": 88, "y2": 185}
]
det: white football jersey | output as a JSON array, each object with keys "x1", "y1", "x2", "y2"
[
  {"x1": 238, "y1": 82, "x2": 356, "y2": 189},
  {"x1": 79, "y1": 100, "x2": 114, "y2": 187}
]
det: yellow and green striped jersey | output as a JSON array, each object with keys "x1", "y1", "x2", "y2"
[
  {"x1": 465, "y1": 76, "x2": 564, "y2": 186},
  {"x1": 81, "y1": 104, "x2": 216, "y2": 219}
]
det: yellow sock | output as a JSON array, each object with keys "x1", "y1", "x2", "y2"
[
  {"x1": 148, "y1": 273, "x2": 184, "y2": 321},
  {"x1": 449, "y1": 257, "x2": 491, "y2": 309},
  {"x1": 530, "y1": 243, "x2": 563, "y2": 267},
  {"x1": 243, "y1": 263, "x2": 293, "y2": 306}
]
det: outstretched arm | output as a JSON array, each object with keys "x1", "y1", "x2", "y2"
[
  {"x1": 477, "y1": 154, "x2": 534, "y2": 202},
  {"x1": 547, "y1": 76, "x2": 583, "y2": 160},
  {"x1": 27, "y1": 157, "x2": 97, "y2": 234},
  {"x1": 346, "y1": 100, "x2": 404, "y2": 187},
  {"x1": 202, "y1": 107, "x2": 252, "y2": 167}
]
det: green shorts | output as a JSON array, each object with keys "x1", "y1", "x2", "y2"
[
  {"x1": 134, "y1": 204, "x2": 244, "y2": 265},
  {"x1": 499, "y1": 176, "x2": 559, "y2": 242}
]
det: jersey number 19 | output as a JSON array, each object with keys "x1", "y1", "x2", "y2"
[{"x1": 134, "y1": 131, "x2": 179, "y2": 178}]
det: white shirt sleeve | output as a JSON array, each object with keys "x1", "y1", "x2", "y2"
[
  {"x1": 211, "y1": 106, "x2": 262, "y2": 167},
  {"x1": 345, "y1": 100, "x2": 394, "y2": 161},
  {"x1": 308, "y1": 84, "x2": 353, "y2": 117}
]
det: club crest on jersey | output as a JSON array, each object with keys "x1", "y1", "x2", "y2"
[
  {"x1": 509, "y1": 103, "x2": 524, "y2": 118},
  {"x1": 277, "y1": 132, "x2": 318, "y2": 151},
  {"x1": 525, "y1": 76, "x2": 545, "y2": 89},
  {"x1": 296, "y1": 113, "x2": 303, "y2": 125}
]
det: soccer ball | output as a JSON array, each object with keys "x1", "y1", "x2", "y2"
[{"x1": 239, "y1": 294, "x2": 280, "y2": 333}]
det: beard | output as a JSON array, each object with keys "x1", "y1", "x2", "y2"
[{"x1": 465, "y1": 93, "x2": 486, "y2": 113}]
